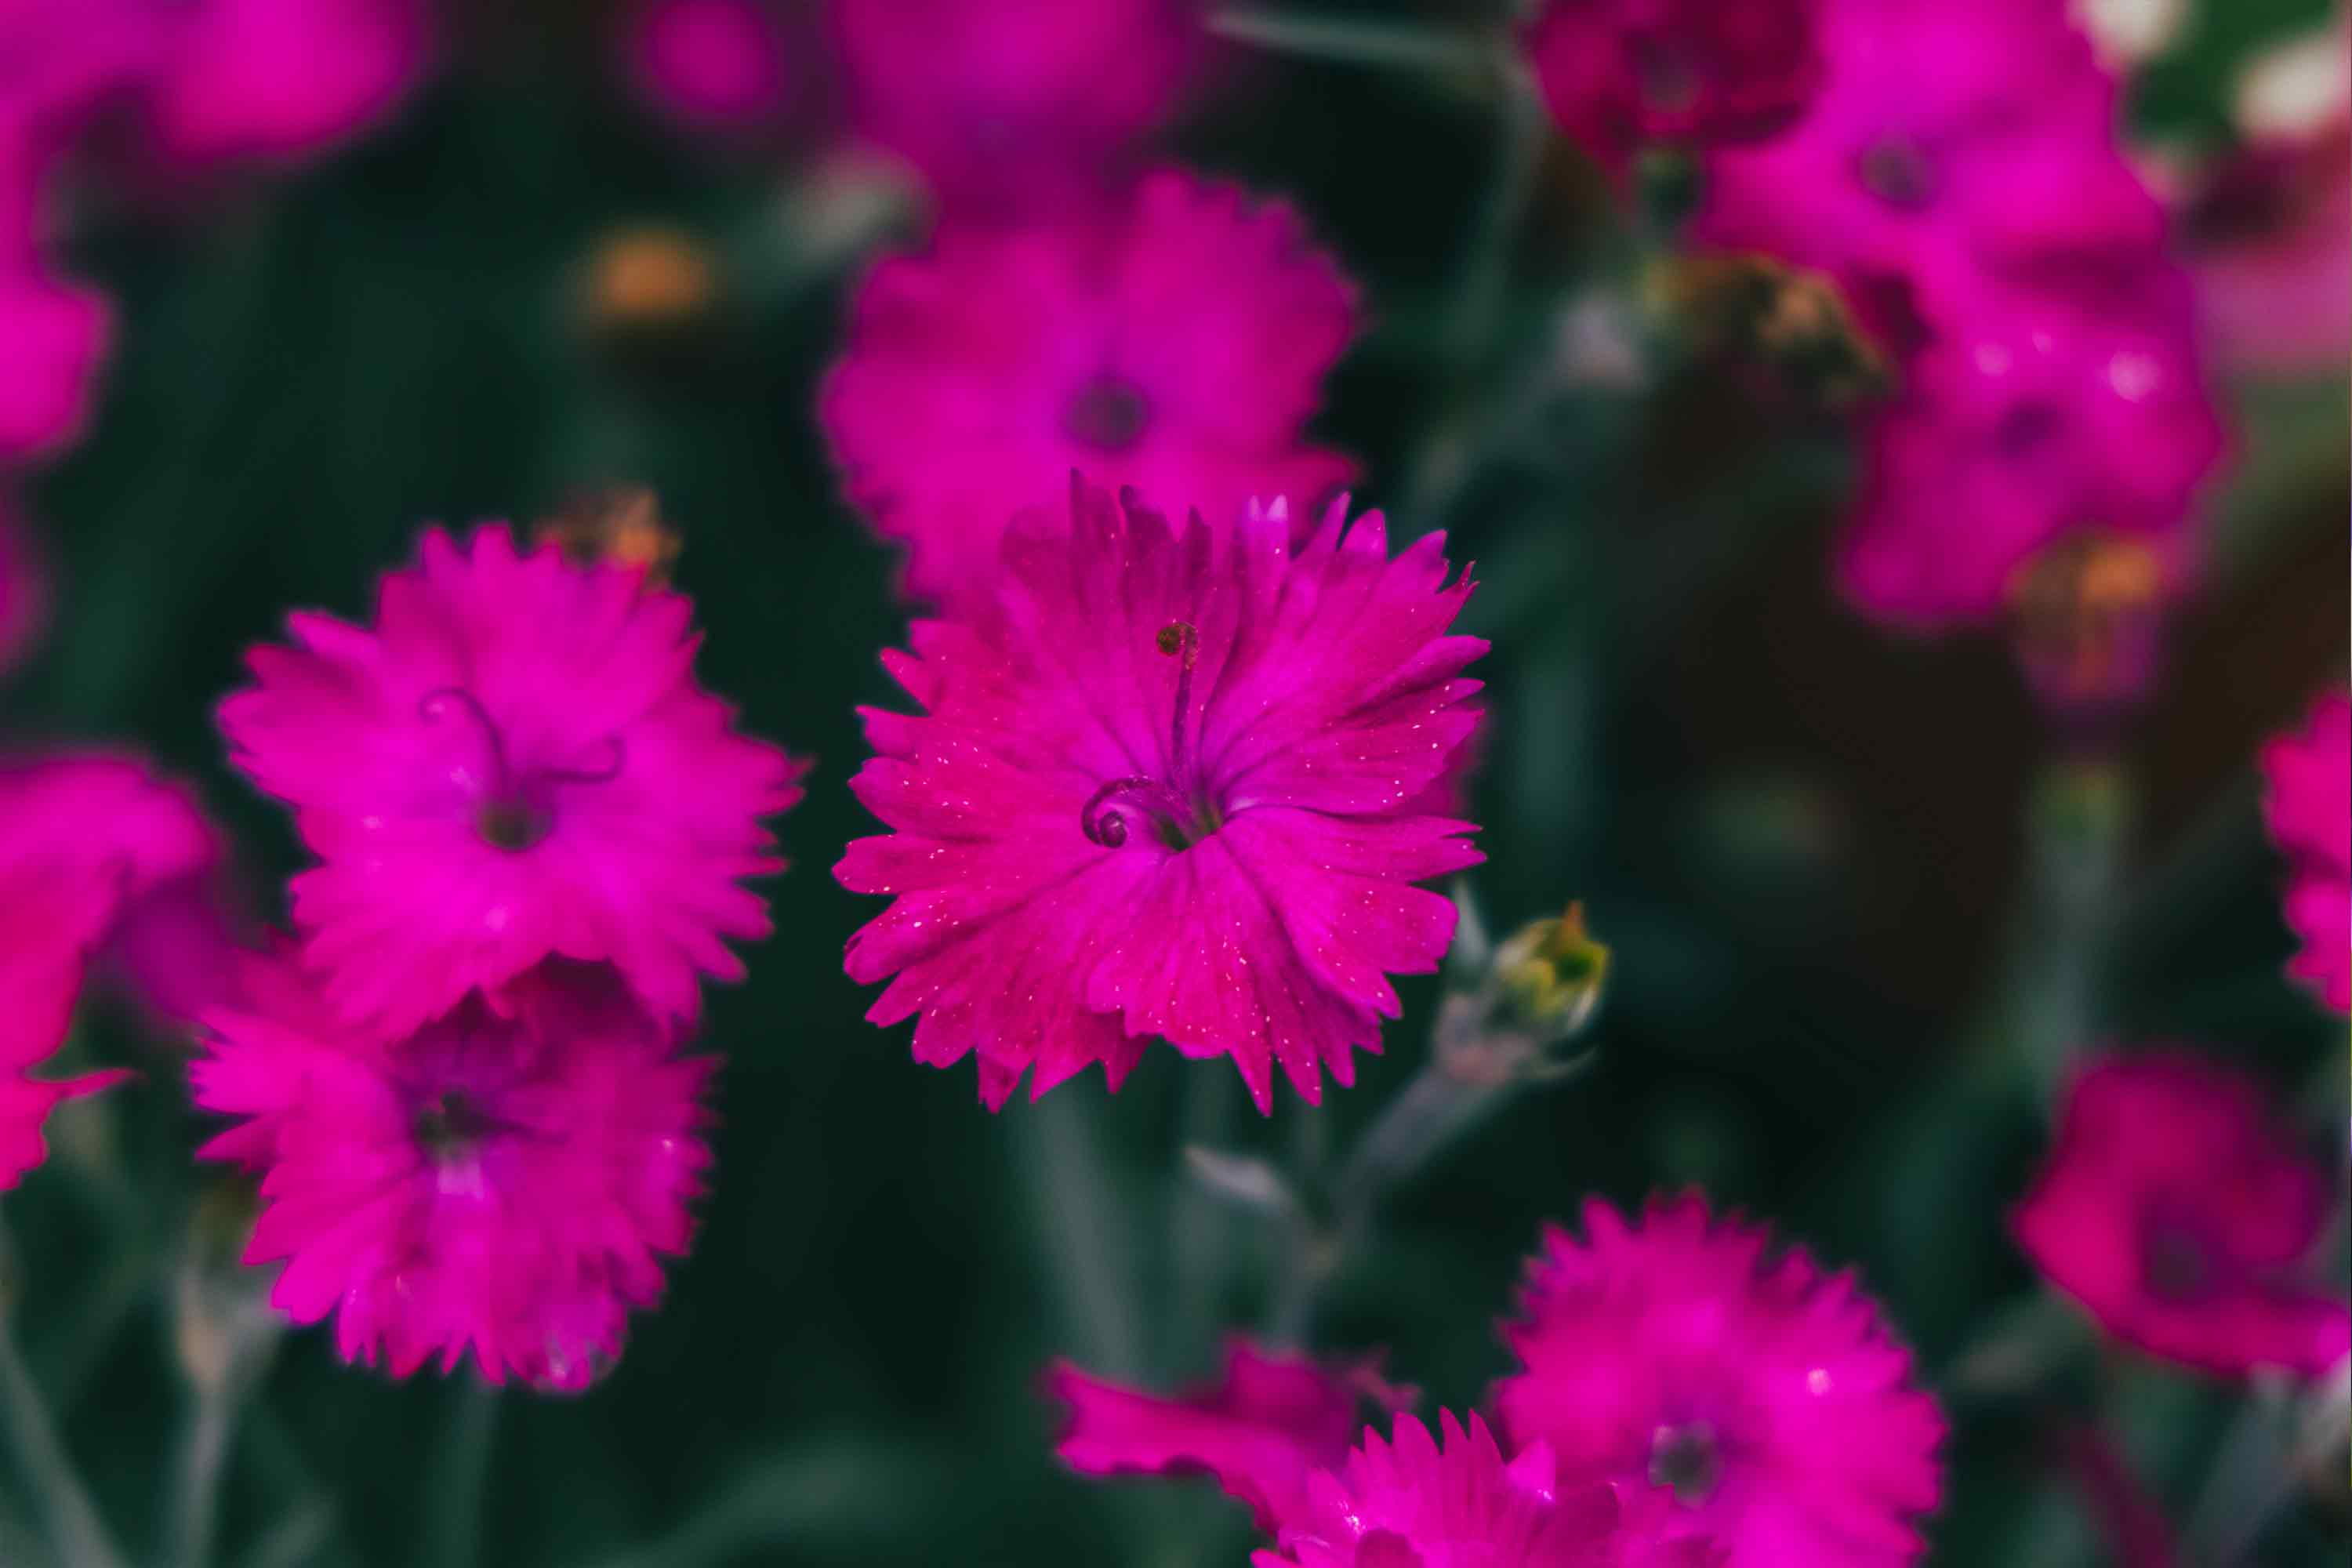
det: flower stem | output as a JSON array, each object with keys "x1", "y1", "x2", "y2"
[
  {"x1": 0, "y1": 1308, "x2": 125, "y2": 1568},
  {"x1": 167, "y1": 1383, "x2": 238, "y2": 1568},
  {"x1": 1207, "y1": 8, "x2": 1497, "y2": 75},
  {"x1": 1021, "y1": 1092, "x2": 1144, "y2": 1377},
  {"x1": 416, "y1": 1381, "x2": 500, "y2": 1568}
]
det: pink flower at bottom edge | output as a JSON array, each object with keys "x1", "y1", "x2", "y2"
[
  {"x1": 1048, "y1": 1338, "x2": 1411, "y2": 1534},
  {"x1": 2261, "y1": 688, "x2": 2350, "y2": 1014},
  {"x1": 2013, "y1": 1050, "x2": 2350, "y2": 1380},
  {"x1": 193, "y1": 952, "x2": 714, "y2": 1392},
  {"x1": 1493, "y1": 1194, "x2": 1944, "y2": 1567},
  {"x1": 1258, "y1": 1411, "x2": 1724, "y2": 1567}
]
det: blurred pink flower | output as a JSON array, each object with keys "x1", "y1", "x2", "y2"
[
  {"x1": 1523, "y1": 0, "x2": 1822, "y2": 173},
  {"x1": 837, "y1": 481, "x2": 1483, "y2": 1112},
  {"x1": 1049, "y1": 1339, "x2": 1408, "y2": 1533},
  {"x1": 1839, "y1": 274, "x2": 2223, "y2": 632},
  {"x1": 833, "y1": 0, "x2": 1199, "y2": 213},
  {"x1": 1690, "y1": 0, "x2": 2161, "y2": 343},
  {"x1": 1, "y1": 147, "x2": 115, "y2": 463},
  {"x1": 218, "y1": 524, "x2": 804, "y2": 1039},
  {"x1": 0, "y1": 503, "x2": 48, "y2": 674},
  {"x1": 142, "y1": 0, "x2": 428, "y2": 169},
  {"x1": 194, "y1": 954, "x2": 713, "y2": 1391},
  {"x1": 0, "y1": 748, "x2": 238, "y2": 1027},
  {"x1": 2013, "y1": 1051, "x2": 2350, "y2": 1379},
  {"x1": 1257, "y1": 1410, "x2": 1722, "y2": 1568},
  {"x1": 822, "y1": 169, "x2": 1357, "y2": 608},
  {"x1": 1494, "y1": 1195, "x2": 1944, "y2": 1567},
  {"x1": 0, "y1": 862, "x2": 128, "y2": 1189},
  {"x1": 2261, "y1": 688, "x2": 2350, "y2": 1013},
  {"x1": 621, "y1": 0, "x2": 796, "y2": 137}
]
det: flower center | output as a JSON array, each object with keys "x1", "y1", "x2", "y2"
[
  {"x1": 1649, "y1": 1420, "x2": 1723, "y2": 1506},
  {"x1": 419, "y1": 687, "x2": 626, "y2": 853},
  {"x1": 413, "y1": 1088, "x2": 497, "y2": 1164},
  {"x1": 1080, "y1": 622, "x2": 1225, "y2": 851},
  {"x1": 1062, "y1": 375, "x2": 1152, "y2": 455},
  {"x1": 2140, "y1": 1215, "x2": 2223, "y2": 1304},
  {"x1": 1857, "y1": 138, "x2": 1936, "y2": 211}
]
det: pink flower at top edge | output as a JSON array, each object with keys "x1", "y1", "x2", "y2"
[
  {"x1": 1523, "y1": 0, "x2": 1823, "y2": 175},
  {"x1": 0, "y1": 863, "x2": 129, "y2": 1189},
  {"x1": 142, "y1": 0, "x2": 429, "y2": 169},
  {"x1": 2013, "y1": 1050, "x2": 2350, "y2": 1379},
  {"x1": 2260, "y1": 688, "x2": 2350, "y2": 1014},
  {"x1": 1258, "y1": 1410, "x2": 1725, "y2": 1568},
  {"x1": 620, "y1": 0, "x2": 797, "y2": 138},
  {"x1": 193, "y1": 951, "x2": 713, "y2": 1391},
  {"x1": 218, "y1": 523, "x2": 804, "y2": 1039},
  {"x1": 1048, "y1": 1338, "x2": 1412, "y2": 1534},
  {"x1": 833, "y1": 0, "x2": 1200, "y2": 215},
  {"x1": 836, "y1": 480, "x2": 1484, "y2": 1112},
  {"x1": 1493, "y1": 1194, "x2": 1944, "y2": 1567},
  {"x1": 821, "y1": 167, "x2": 1358, "y2": 609}
]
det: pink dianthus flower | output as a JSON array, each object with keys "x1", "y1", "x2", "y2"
[
  {"x1": 218, "y1": 524, "x2": 803, "y2": 1038},
  {"x1": 621, "y1": 0, "x2": 797, "y2": 138},
  {"x1": 1494, "y1": 1196, "x2": 1944, "y2": 1567},
  {"x1": 821, "y1": 168, "x2": 1357, "y2": 608},
  {"x1": 833, "y1": 0, "x2": 1199, "y2": 214},
  {"x1": 193, "y1": 953, "x2": 713, "y2": 1391},
  {"x1": 1258, "y1": 1411, "x2": 1722, "y2": 1568},
  {"x1": 2260, "y1": 688, "x2": 2350, "y2": 1014},
  {"x1": 1523, "y1": 0, "x2": 1822, "y2": 174},
  {"x1": 2013, "y1": 1051, "x2": 2350, "y2": 1379},
  {"x1": 1, "y1": 864, "x2": 127, "y2": 1189},
  {"x1": 837, "y1": 481, "x2": 1483, "y2": 1112},
  {"x1": 1049, "y1": 1339, "x2": 1410, "y2": 1533},
  {"x1": 141, "y1": 0, "x2": 429, "y2": 169}
]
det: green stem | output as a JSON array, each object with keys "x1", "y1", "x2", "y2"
[
  {"x1": 1207, "y1": 8, "x2": 1497, "y2": 74},
  {"x1": 416, "y1": 1382, "x2": 500, "y2": 1568},
  {"x1": 0, "y1": 1308, "x2": 125, "y2": 1568},
  {"x1": 1020, "y1": 1092, "x2": 1143, "y2": 1377}
]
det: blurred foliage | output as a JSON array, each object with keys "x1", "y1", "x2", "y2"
[{"x1": 2, "y1": 4, "x2": 2346, "y2": 1566}]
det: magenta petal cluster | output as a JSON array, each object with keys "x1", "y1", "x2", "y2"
[
  {"x1": 1050, "y1": 1340, "x2": 1403, "y2": 1533},
  {"x1": 833, "y1": 0, "x2": 1198, "y2": 214},
  {"x1": 837, "y1": 480, "x2": 1484, "y2": 1112},
  {"x1": 1494, "y1": 1195, "x2": 1944, "y2": 1567},
  {"x1": 0, "y1": 863, "x2": 128, "y2": 1189},
  {"x1": 2013, "y1": 1051, "x2": 2350, "y2": 1379},
  {"x1": 821, "y1": 169, "x2": 1359, "y2": 608},
  {"x1": 1690, "y1": 0, "x2": 2220, "y2": 634},
  {"x1": 142, "y1": 0, "x2": 429, "y2": 169},
  {"x1": 2260, "y1": 688, "x2": 2350, "y2": 1014},
  {"x1": 194, "y1": 955, "x2": 713, "y2": 1391},
  {"x1": 220, "y1": 524, "x2": 804, "y2": 1037},
  {"x1": 621, "y1": 0, "x2": 797, "y2": 137},
  {"x1": 1523, "y1": 0, "x2": 1823, "y2": 172},
  {"x1": 1258, "y1": 1411, "x2": 1723, "y2": 1568}
]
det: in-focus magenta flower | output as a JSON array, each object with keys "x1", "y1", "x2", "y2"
[
  {"x1": 1840, "y1": 276, "x2": 2224, "y2": 633},
  {"x1": 2261, "y1": 688, "x2": 2350, "y2": 1014},
  {"x1": 1258, "y1": 1411, "x2": 1722, "y2": 1568},
  {"x1": 1523, "y1": 0, "x2": 1822, "y2": 173},
  {"x1": 219, "y1": 524, "x2": 803, "y2": 1038},
  {"x1": 822, "y1": 169, "x2": 1357, "y2": 607},
  {"x1": 141, "y1": 0, "x2": 428, "y2": 169},
  {"x1": 2014, "y1": 1051, "x2": 2351, "y2": 1378},
  {"x1": 1, "y1": 863, "x2": 128, "y2": 1189},
  {"x1": 833, "y1": 0, "x2": 1198, "y2": 212},
  {"x1": 1050, "y1": 1340, "x2": 1407, "y2": 1533},
  {"x1": 1494, "y1": 1196, "x2": 1944, "y2": 1567},
  {"x1": 837, "y1": 481, "x2": 1483, "y2": 1112},
  {"x1": 194, "y1": 953, "x2": 713, "y2": 1391},
  {"x1": 621, "y1": 0, "x2": 797, "y2": 137}
]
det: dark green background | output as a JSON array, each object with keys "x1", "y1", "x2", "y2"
[{"x1": 4, "y1": 3, "x2": 2345, "y2": 1563}]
